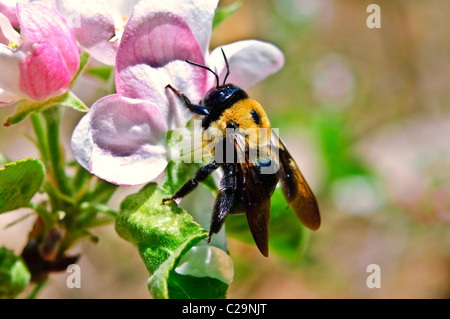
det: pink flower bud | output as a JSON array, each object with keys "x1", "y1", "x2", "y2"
[{"x1": 0, "y1": 2, "x2": 79, "y2": 104}]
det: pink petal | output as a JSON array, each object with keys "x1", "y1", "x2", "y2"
[
  {"x1": 126, "y1": 0, "x2": 218, "y2": 57},
  {"x1": 71, "y1": 94, "x2": 169, "y2": 185},
  {"x1": 0, "y1": 12, "x2": 21, "y2": 46},
  {"x1": 116, "y1": 4, "x2": 209, "y2": 102},
  {"x1": 208, "y1": 40, "x2": 285, "y2": 90},
  {"x1": 118, "y1": 62, "x2": 203, "y2": 130},
  {"x1": 0, "y1": 0, "x2": 21, "y2": 28},
  {"x1": 19, "y1": 41, "x2": 71, "y2": 101},
  {"x1": 55, "y1": 0, "x2": 119, "y2": 65},
  {"x1": 116, "y1": 1, "x2": 217, "y2": 129},
  {"x1": 17, "y1": 2, "x2": 79, "y2": 77}
]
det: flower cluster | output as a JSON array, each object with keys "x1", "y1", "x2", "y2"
[
  {"x1": 71, "y1": 0, "x2": 285, "y2": 185},
  {"x1": 1, "y1": 0, "x2": 284, "y2": 184},
  {"x1": 0, "y1": 0, "x2": 285, "y2": 299},
  {"x1": 0, "y1": 2, "x2": 79, "y2": 104}
]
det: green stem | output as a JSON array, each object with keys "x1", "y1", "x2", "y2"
[
  {"x1": 28, "y1": 203, "x2": 54, "y2": 230},
  {"x1": 72, "y1": 164, "x2": 92, "y2": 193},
  {"x1": 43, "y1": 107, "x2": 72, "y2": 197},
  {"x1": 29, "y1": 113, "x2": 50, "y2": 169},
  {"x1": 80, "y1": 202, "x2": 118, "y2": 217},
  {"x1": 44, "y1": 181, "x2": 76, "y2": 205},
  {"x1": 83, "y1": 179, "x2": 117, "y2": 204},
  {"x1": 26, "y1": 280, "x2": 48, "y2": 299}
]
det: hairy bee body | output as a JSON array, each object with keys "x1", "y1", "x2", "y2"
[{"x1": 163, "y1": 53, "x2": 320, "y2": 257}]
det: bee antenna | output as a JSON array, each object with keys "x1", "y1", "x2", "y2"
[
  {"x1": 221, "y1": 47, "x2": 230, "y2": 85},
  {"x1": 185, "y1": 59, "x2": 220, "y2": 88}
]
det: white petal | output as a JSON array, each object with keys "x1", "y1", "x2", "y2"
[
  {"x1": 0, "y1": 44, "x2": 25, "y2": 100},
  {"x1": 55, "y1": 0, "x2": 118, "y2": 65},
  {"x1": 71, "y1": 113, "x2": 93, "y2": 171},
  {"x1": 0, "y1": 88, "x2": 21, "y2": 105},
  {"x1": 175, "y1": 246, "x2": 234, "y2": 285},
  {"x1": 208, "y1": 40, "x2": 285, "y2": 90},
  {"x1": 71, "y1": 94, "x2": 170, "y2": 185},
  {"x1": 89, "y1": 145, "x2": 168, "y2": 186}
]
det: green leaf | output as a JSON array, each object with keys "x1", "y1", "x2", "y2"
[
  {"x1": 175, "y1": 246, "x2": 233, "y2": 283},
  {"x1": 59, "y1": 91, "x2": 89, "y2": 113},
  {"x1": 116, "y1": 183, "x2": 201, "y2": 273},
  {"x1": 268, "y1": 187, "x2": 310, "y2": 261},
  {"x1": 0, "y1": 247, "x2": 31, "y2": 298},
  {"x1": 166, "y1": 273, "x2": 229, "y2": 299},
  {"x1": 149, "y1": 244, "x2": 231, "y2": 299},
  {"x1": 70, "y1": 52, "x2": 90, "y2": 88},
  {"x1": 4, "y1": 99, "x2": 53, "y2": 127},
  {"x1": 116, "y1": 183, "x2": 232, "y2": 299},
  {"x1": 4, "y1": 92, "x2": 88, "y2": 127},
  {"x1": 213, "y1": 2, "x2": 241, "y2": 29},
  {"x1": 0, "y1": 159, "x2": 45, "y2": 214},
  {"x1": 164, "y1": 159, "x2": 218, "y2": 195},
  {"x1": 312, "y1": 112, "x2": 370, "y2": 182},
  {"x1": 226, "y1": 187, "x2": 309, "y2": 261},
  {"x1": 0, "y1": 154, "x2": 10, "y2": 166},
  {"x1": 85, "y1": 65, "x2": 114, "y2": 82},
  {"x1": 163, "y1": 161, "x2": 200, "y2": 195},
  {"x1": 164, "y1": 161, "x2": 226, "y2": 250}
]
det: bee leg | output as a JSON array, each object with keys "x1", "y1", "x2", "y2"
[
  {"x1": 208, "y1": 163, "x2": 236, "y2": 242},
  {"x1": 162, "y1": 161, "x2": 219, "y2": 204},
  {"x1": 165, "y1": 84, "x2": 209, "y2": 116}
]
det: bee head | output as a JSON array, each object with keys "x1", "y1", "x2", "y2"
[
  {"x1": 200, "y1": 84, "x2": 248, "y2": 112},
  {"x1": 185, "y1": 48, "x2": 252, "y2": 128}
]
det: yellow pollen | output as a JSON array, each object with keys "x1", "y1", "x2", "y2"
[
  {"x1": 8, "y1": 41, "x2": 18, "y2": 50},
  {"x1": 122, "y1": 15, "x2": 128, "y2": 29}
]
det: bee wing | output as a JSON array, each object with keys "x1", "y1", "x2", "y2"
[
  {"x1": 271, "y1": 131, "x2": 321, "y2": 230},
  {"x1": 233, "y1": 134, "x2": 278, "y2": 257}
]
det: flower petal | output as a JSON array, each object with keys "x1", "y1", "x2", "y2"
[
  {"x1": 0, "y1": 88, "x2": 21, "y2": 105},
  {"x1": 18, "y1": 41, "x2": 71, "y2": 101},
  {"x1": 0, "y1": 44, "x2": 23, "y2": 101},
  {"x1": 181, "y1": 0, "x2": 218, "y2": 56},
  {"x1": 71, "y1": 94, "x2": 169, "y2": 185},
  {"x1": 0, "y1": 12, "x2": 21, "y2": 46},
  {"x1": 71, "y1": 112, "x2": 93, "y2": 173},
  {"x1": 116, "y1": 0, "x2": 216, "y2": 129},
  {"x1": 17, "y1": 2, "x2": 79, "y2": 76},
  {"x1": 55, "y1": 0, "x2": 119, "y2": 65},
  {"x1": 117, "y1": 62, "x2": 200, "y2": 130},
  {"x1": 126, "y1": 0, "x2": 218, "y2": 56},
  {"x1": 208, "y1": 40, "x2": 285, "y2": 90},
  {"x1": 0, "y1": 0, "x2": 22, "y2": 28},
  {"x1": 116, "y1": 2, "x2": 210, "y2": 102},
  {"x1": 175, "y1": 246, "x2": 234, "y2": 285}
]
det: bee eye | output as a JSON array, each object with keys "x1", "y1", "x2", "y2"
[{"x1": 251, "y1": 109, "x2": 260, "y2": 125}]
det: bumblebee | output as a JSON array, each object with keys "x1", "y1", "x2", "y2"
[{"x1": 163, "y1": 49, "x2": 320, "y2": 256}]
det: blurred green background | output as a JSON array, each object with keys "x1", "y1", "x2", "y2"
[{"x1": 1, "y1": 0, "x2": 449, "y2": 298}]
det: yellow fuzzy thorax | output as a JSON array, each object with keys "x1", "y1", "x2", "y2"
[
  {"x1": 213, "y1": 99, "x2": 270, "y2": 132},
  {"x1": 202, "y1": 99, "x2": 272, "y2": 156}
]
